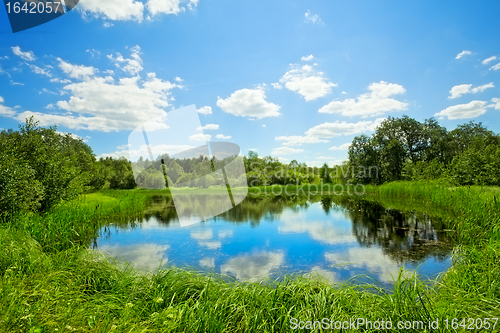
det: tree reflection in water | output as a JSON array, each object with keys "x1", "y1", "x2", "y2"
[{"x1": 97, "y1": 194, "x2": 452, "y2": 267}]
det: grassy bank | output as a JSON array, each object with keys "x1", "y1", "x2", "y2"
[{"x1": 1, "y1": 183, "x2": 499, "y2": 332}]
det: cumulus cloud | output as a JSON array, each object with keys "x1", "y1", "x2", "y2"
[
  {"x1": 304, "y1": 10, "x2": 321, "y2": 24},
  {"x1": 78, "y1": 0, "x2": 144, "y2": 21},
  {"x1": 279, "y1": 64, "x2": 336, "y2": 101},
  {"x1": 189, "y1": 133, "x2": 211, "y2": 142},
  {"x1": 11, "y1": 46, "x2": 36, "y2": 61},
  {"x1": 448, "y1": 82, "x2": 494, "y2": 99},
  {"x1": 20, "y1": 72, "x2": 180, "y2": 131},
  {"x1": 0, "y1": 96, "x2": 16, "y2": 117},
  {"x1": 301, "y1": 54, "x2": 314, "y2": 61},
  {"x1": 99, "y1": 143, "x2": 194, "y2": 160},
  {"x1": 57, "y1": 57, "x2": 98, "y2": 80},
  {"x1": 107, "y1": 45, "x2": 143, "y2": 76},
  {"x1": 455, "y1": 50, "x2": 472, "y2": 59},
  {"x1": 482, "y1": 56, "x2": 497, "y2": 65},
  {"x1": 271, "y1": 147, "x2": 304, "y2": 156},
  {"x1": 275, "y1": 135, "x2": 328, "y2": 146},
  {"x1": 197, "y1": 124, "x2": 219, "y2": 130},
  {"x1": 215, "y1": 134, "x2": 231, "y2": 139},
  {"x1": 147, "y1": 0, "x2": 184, "y2": 16},
  {"x1": 319, "y1": 81, "x2": 407, "y2": 117},
  {"x1": 271, "y1": 82, "x2": 282, "y2": 89},
  {"x1": 305, "y1": 119, "x2": 384, "y2": 138},
  {"x1": 197, "y1": 106, "x2": 212, "y2": 115},
  {"x1": 217, "y1": 88, "x2": 281, "y2": 119},
  {"x1": 329, "y1": 143, "x2": 351, "y2": 151},
  {"x1": 491, "y1": 98, "x2": 500, "y2": 110},
  {"x1": 434, "y1": 100, "x2": 488, "y2": 120}
]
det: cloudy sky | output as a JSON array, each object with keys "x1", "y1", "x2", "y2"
[{"x1": 1, "y1": 0, "x2": 499, "y2": 166}]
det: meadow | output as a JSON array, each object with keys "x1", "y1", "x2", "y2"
[{"x1": 1, "y1": 182, "x2": 499, "y2": 332}]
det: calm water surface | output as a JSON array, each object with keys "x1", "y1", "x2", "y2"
[{"x1": 94, "y1": 196, "x2": 453, "y2": 286}]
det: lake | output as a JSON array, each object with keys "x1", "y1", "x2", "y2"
[{"x1": 93, "y1": 195, "x2": 453, "y2": 287}]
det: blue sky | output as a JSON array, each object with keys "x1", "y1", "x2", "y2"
[{"x1": 1, "y1": 0, "x2": 500, "y2": 166}]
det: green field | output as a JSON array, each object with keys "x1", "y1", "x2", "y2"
[{"x1": 1, "y1": 182, "x2": 499, "y2": 332}]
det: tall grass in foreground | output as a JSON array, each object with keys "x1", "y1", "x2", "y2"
[
  {"x1": 0, "y1": 183, "x2": 499, "y2": 332},
  {"x1": 6, "y1": 189, "x2": 169, "y2": 252},
  {"x1": 0, "y1": 228, "x2": 443, "y2": 332}
]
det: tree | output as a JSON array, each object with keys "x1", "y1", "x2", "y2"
[{"x1": 166, "y1": 160, "x2": 184, "y2": 184}]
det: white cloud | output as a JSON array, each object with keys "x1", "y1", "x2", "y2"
[
  {"x1": 147, "y1": 0, "x2": 184, "y2": 16},
  {"x1": 275, "y1": 135, "x2": 328, "y2": 146},
  {"x1": 489, "y1": 63, "x2": 500, "y2": 71},
  {"x1": 27, "y1": 64, "x2": 52, "y2": 77},
  {"x1": 11, "y1": 46, "x2": 36, "y2": 61},
  {"x1": 187, "y1": 0, "x2": 199, "y2": 10},
  {"x1": 271, "y1": 147, "x2": 304, "y2": 156},
  {"x1": 301, "y1": 54, "x2": 314, "y2": 61},
  {"x1": 217, "y1": 88, "x2": 281, "y2": 119},
  {"x1": 305, "y1": 10, "x2": 321, "y2": 24},
  {"x1": 279, "y1": 64, "x2": 336, "y2": 101},
  {"x1": 103, "y1": 22, "x2": 114, "y2": 27},
  {"x1": 21, "y1": 69, "x2": 180, "y2": 131},
  {"x1": 306, "y1": 159, "x2": 345, "y2": 167},
  {"x1": 57, "y1": 57, "x2": 98, "y2": 80},
  {"x1": 78, "y1": 0, "x2": 144, "y2": 21},
  {"x1": 174, "y1": 76, "x2": 183, "y2": 82},
  {"x1": 50, "y1": 78, "x2": 72, "y2": 84},
  {"x1": 305, "y1": 266, "x2": 339, "y2": 284},
  {"x1": 189, "y1": 133, "x2": 211, "y2": 142},
  {"x1": 98, "y1": 243, "x2": 168, "y2": 270},
  {"x1": 191, "y1": 229, "x2": 212, "y2": 240},
  {"x1": 40, "y1": 88, "x2": 56, "y2": 95},
  {"x1": 221, "y1": 251, "x2": 284, "y2": 282},
  {"x1": 262, "y1": 124, "x2": 266, "y2": 127},
  {"x1": 455, "y1": 50, "x2": 472, "y2": 59},
  {"x1": 271, "y1": 82, "x2": 282, "y2": 89},
  {"x1": 319, "y1": 81, "x2": 407, "y2": 117},
  {"x1": 482, "y1": 56, "x2": 497, "y2": 65},
  {"x1": 56, "y1": 131, "x2": 87, "y2": 142},
  {"x1": 197, "y1": 106, "x2": 212, "y2": 115},
  {"x1": 448, "y1": 82, "x2": 494, "y2": 99},
  {"x1": 107, "y1": 45, "x2": 143, "y2": 76},
  {"x1": 197, "y1": 124, "x2": 219, "y2": 130},
  {"x1": 434, "y1": 100, "x2": 488, "y2": 120},
  {"x1": 10, "y1": 80, "x2": 24, "y2": 86},
  {"x1": 329, "y1": 143, "x2": 351, "y2": 151},
  {"x1": 0, "y1": 96, "x2": 16, "y2": 117},
  {"x1": 491, "y1": 98, "x2": 500, "y2": 110},
  {"x1": 324, "y1": 248, "x2": 405, "y2": 284},
  {"x1": 305, "y1": 119, "x2": 384, "y2": 138},
  {"x1": 99, "y1": 143, "x2": 193, "y2": 160},
  {"x1": 215, "y1": 134, "x2": 231, "y2": 139},
  {"x1": 199, "y1": 257, "x2": 215, "y2": 269}
]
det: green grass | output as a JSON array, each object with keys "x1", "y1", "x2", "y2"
[{"x1": 1, "y1": 182, "x2": 499, "y2": 332}]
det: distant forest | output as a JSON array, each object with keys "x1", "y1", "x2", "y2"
[{"x1": 1, "y1": 116, "x2": 499, "y2": 217}]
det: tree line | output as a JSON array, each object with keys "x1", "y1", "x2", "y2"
[
  {"x1": 348, "y1": 115, "x2": 500, "y2": 185},
  {"x1": 2, "y1": 115, "x2": 499, "y2": 218}
]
